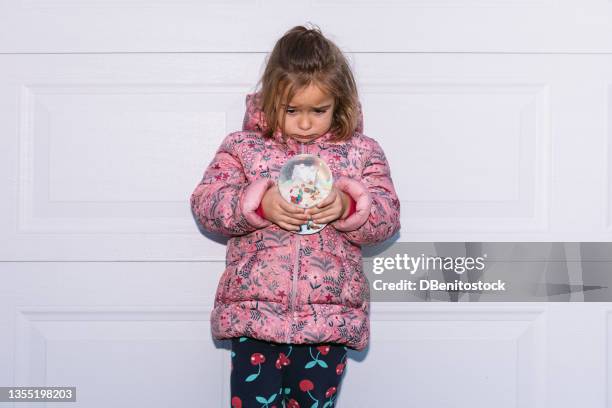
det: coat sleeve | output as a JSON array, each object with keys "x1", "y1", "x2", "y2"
[
  {"x1": 330, "y1": 139, "x2": 401, "y2": 246},
  {"x1": 190, "y1": 132, "x2": 275, "y2": 237}
]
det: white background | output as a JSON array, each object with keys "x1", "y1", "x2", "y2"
[{"x1": 1, "y1": 1, "x2": 612, "y2": 407}]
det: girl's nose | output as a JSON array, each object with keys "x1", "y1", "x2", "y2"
[{"x1": 298, "y1": 115, "x2": 311, "y2": 130}]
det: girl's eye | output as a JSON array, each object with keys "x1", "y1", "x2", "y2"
[{"x1": 285, "y1": 108, "x2": 327, "y2": 115}]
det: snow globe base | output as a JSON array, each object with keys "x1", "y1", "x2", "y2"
[{"x1": 297, "y1": 219, "x2": 327, "y2": 234}]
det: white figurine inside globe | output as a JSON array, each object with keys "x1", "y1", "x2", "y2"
[{"x1": 278, "y1": 154, "x2": 333, "y2": 234}]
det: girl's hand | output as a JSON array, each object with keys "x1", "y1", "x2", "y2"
[
  {"x1": 304, "y1": 186, "x2": 350, "y2": 225},
  {"x1": 260, "y1": 184, "x2": 310, "y2": 232}
]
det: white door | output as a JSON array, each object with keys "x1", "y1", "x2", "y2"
[{"x1": 1, "y1": 2, "x2": 611, "y2": 407}]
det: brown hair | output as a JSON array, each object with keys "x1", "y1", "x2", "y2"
[{"x1": 254, "y1": 24, "x2": 360, "y2": 143}]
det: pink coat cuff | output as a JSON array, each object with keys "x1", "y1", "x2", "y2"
[
  {"x1": 331, "y1": 176, "x2": 372, "y2": 232},
  {"x1": 241, "y1": 178, "x2": 275, "y2": 229}
]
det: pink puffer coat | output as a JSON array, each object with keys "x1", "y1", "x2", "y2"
[{"x1": 190, "y1": 92, "x2": 401, "y2": 351}]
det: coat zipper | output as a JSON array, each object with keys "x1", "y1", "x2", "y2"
[
  {"x1": 286, "y1": 230, "x2": 301, "y2": 343},
  {"x1": 286, "y1": 140, "x2": 308, "y2": 343}
]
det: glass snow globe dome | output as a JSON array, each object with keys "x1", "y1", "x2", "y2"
[{"x1": 278, "y1": 154, "x2": 333, "y2": 234}]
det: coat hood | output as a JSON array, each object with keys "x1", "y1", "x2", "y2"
[{"x1": 242, "y1": 92, "x2": 364, "y2": 145}]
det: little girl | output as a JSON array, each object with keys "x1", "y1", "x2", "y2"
[{"x1": 190, "y1": 24, "x2": 400, "y2": 408}]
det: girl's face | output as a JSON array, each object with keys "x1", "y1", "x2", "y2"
[{"x1": 278, "y1": 84, "x2": 335, "y2": 143}]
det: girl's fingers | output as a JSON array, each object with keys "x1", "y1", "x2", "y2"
[
  {"x1": 312, "y1": 213, "x2": 330, "y2": 223},
  {"x1": 307, "y1": 196, "x2": 336, "y2": 217},
  {"x1": 281, "y1": 215, "x2": 305, "y2": 231},
  {"x1": 311, "y1": 208, "x2": 338, "y2": 223},
  {"x1": 312, "y1": 216, "x2": 330, "y2": 224},
  {"x1": 278, "y1": 198, "x2": 306, "y2": 215},
  {"x1": 279, "y1": 213, "x2": 307, "y2": 226},
  {"x1": 314, "y1": 197, "x2": 345, "y2": 220},
  {"x1": 305, "y1": 207, "x2": 324, "y2": 219},
  {"x1": 280, "y1": 222, "x2": 301, "y2": 232},
  {"x1": 285, "y1": 210, "x2": 309, "y2": 223}
]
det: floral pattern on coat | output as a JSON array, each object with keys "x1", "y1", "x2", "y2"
[{"x1": 190, "y1": 92, "x2": 401, "y2": 351}]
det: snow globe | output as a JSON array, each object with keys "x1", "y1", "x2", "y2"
[{"x1": 278, "y1": 154, "x2": 333, "y2": 234}]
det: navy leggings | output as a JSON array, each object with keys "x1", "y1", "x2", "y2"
[{"x1": 230, "y1": 336, "x2": 349, "y2": 408}]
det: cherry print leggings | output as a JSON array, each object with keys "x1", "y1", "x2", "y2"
[{"x1": 230, "y1": 336, "x2": 348, "y2": 408}]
